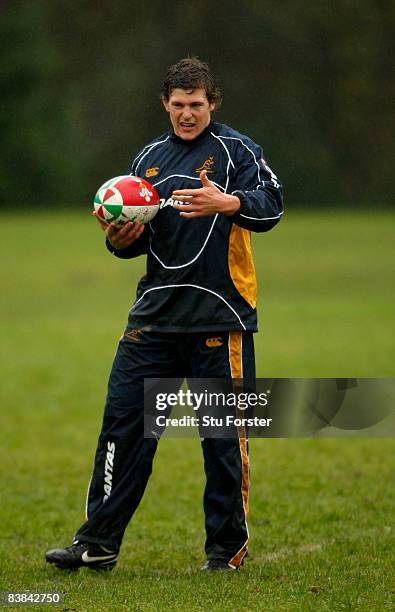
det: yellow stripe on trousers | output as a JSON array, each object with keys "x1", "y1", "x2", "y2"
[{"x1": 228, "y1": 331, "x2": 250, "y2": 567}]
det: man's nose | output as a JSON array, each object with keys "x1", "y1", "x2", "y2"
[{"x1": 182, "y1": 107, "x2": 192, "y2": 119}]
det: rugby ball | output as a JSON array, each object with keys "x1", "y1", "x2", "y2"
[{"x1": 93, "y1": 175, "x2": 160, "y2": 225}]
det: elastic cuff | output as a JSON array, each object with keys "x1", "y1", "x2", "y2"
[{"x1": 231, "y1": 190, "x2": 249, "y2": 217}]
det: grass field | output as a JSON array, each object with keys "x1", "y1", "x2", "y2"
[{"x1": 0, "y1": 209, "x2": 394, "y2": 610}]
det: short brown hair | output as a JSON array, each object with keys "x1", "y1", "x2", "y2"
[{"x1": 161, "y1": 57, "x2": 222, "y2": 107}]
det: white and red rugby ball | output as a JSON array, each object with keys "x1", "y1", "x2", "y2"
[{"x1": 93, "y1": 175, "x2": 160, "y2": 225}]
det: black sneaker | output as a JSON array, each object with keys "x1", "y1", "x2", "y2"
[
  {"x1": 200, "y1": 559, "x2": 238, "y2": 572},
  {"x1": 45, "y1": 541, "x2": 118, "y2": 571}
]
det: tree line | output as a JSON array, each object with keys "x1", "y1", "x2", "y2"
[{"x1": 1, "y1": 0, "x2": 393, "y2": 207}]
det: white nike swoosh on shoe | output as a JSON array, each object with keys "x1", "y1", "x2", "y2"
[{"x1": 81, "y1": 551, "x2": 117, "y2": 563}]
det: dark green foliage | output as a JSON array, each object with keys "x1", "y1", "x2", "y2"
[
  {"x1": 1, "y1": 1, "x2": 394, "y2": 206},
  {"x1": 0, "y1": 3, "x2": 90, "y2": 205}
]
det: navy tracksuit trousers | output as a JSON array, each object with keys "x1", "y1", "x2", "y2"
[{"x1": 75, "y1": 329, "x2": 254, "y2": 566}]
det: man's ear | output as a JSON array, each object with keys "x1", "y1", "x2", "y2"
[
  {"x1": 209, "y1": 101, "x2": 216, "y2": 112},
  {"x1": 162, "y1": 96, "x2": 170, "y2": 112}
]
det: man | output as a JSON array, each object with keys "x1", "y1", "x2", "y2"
[{"x1": 46, "y1": 57, "x2": 283, "y2": 572}]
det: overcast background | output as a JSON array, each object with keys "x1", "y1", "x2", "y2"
[{"x1": 1, "y1": 0, "x2": 394, "y2": 207}]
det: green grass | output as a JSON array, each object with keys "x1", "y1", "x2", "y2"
[{"x1": 0, "y1": 209, "x2": 394, "y2": 610}]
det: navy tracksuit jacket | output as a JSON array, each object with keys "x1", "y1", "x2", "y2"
[{"x1": 75, "y1": 121, "x2": 283, "y2": 566}]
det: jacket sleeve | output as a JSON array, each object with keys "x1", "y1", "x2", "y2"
[
  {"x1": 105, "y1": 229, "x2": 149, "y2": 259},
  {"x1": 230, "y1": 138, "x2": 283, "y2": 233}
]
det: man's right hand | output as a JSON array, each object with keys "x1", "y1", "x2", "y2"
[{"x1": 93, "y1": 212, "x2": 145, "y2": 250}]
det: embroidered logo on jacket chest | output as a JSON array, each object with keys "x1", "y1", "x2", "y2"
[
  {"x1": 195, "y1": 156, "x2": 215, "y2": 174},
  {"x1": 145, "y1": 166, "x2": 159, "y2": 178}
]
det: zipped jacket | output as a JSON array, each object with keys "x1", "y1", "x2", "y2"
[{"x1": 106, "y1": 121, "x2": 283, "y2": 332}]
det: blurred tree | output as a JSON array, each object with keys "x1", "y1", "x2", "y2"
[
  {"x1": 1, "y1": 0, "x2": 394, "y2": 206},
  {"x1": 0, "y1": 2, "x2": 90, "y2": 206}
]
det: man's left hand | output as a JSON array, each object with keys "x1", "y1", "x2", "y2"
[{"x1": 172, "y1": 170, "x2": 240, "y2": 218}]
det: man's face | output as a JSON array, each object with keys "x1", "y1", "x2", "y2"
[{"x1": 162, "y1": 88, "x2": 215, "y2": 141}]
